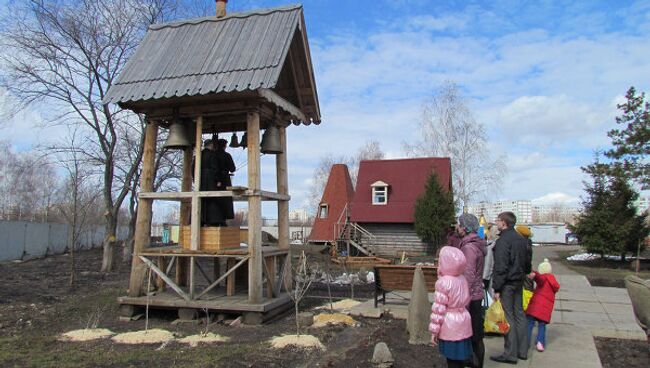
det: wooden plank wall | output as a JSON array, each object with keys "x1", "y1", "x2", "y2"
[{"x1": 360, "y1": 223, "x2": 433, "y2": 258}]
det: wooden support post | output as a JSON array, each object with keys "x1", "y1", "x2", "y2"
[
  {"x1": 276, "y1": 125, "x2": 292, "y2": 292},
  {"x1": 190, "y1": 116, "x2": 203, "y2": 299},
  {"x1": 247, "y1": 111, "x2": 263, "y2": 303},
  {"x1": 128, "y1": 120, "x2": 158, "y2": 297},
  {"x1": 213, "y1": 258, "x2": 221, "y2": 284},
  {"x1": 227, "y1": 258, "x2": 237, "y2": 296},
  {"x1": 276, "y1": 125, "x2": 289, "y2": 251},
  {"x1": 156, "y1": 256, "x2": 167, "y2": 291},
  {"x1": 176, "y1": 147, "x2": 193, "y2": 286}
]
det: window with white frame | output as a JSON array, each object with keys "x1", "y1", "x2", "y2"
[
  {"x1": 318, "y1": 204, "x2": 328, "y2": 218},
  {"x1": 371, "y1": 181, "x2": 389, "y2": 205}
]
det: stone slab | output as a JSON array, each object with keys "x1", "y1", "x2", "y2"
[
  {"x1": 561, "y1": 301, "x2": 605, "y2": 313},
  {"x1": 601, "y1": 302, "x2": 635, "y2": 315},
  {"x1": 592, "y1": 328, "x2": 646, "y2": 341}
]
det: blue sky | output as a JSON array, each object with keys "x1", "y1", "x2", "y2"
[{"x1": 2, "y1": 0, "x2": 650, "y2": 216}]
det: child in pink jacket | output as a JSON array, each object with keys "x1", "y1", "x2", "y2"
[{"x1": 429, "y1": 246, "x2": 473, "y2": 368}]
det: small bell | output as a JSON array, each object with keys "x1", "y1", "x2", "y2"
[
  {"x1": 229, "y1": 133, "x2": 239, "y2": 148},
  {"x1": 240, "y1": 132, "x2": 247, "y2": 149},
  {"x1": 261, "y1": 125, "x2": 282, "y2": 154}
]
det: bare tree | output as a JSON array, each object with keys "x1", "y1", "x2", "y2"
[
  {"x1": 121, "y1": 123, "x2": 182, "y2": 261},
  {"x1": 306, "y1": 140, "x2": 385, "y2": 214},
  {"x1": 404, "y1": 81, "x2": 506, "y2": 210},
  {"x1": 349, "y1": 139, "x2": 385, "y2": 188},
  {"x1": 0, "y1": 140, "x2": 59, "y2": 221},
  {"x1": 0, "y1": 0, "x2": 178, "y2": 271},
  {"x1": 54, "y1": 129, "x2": 101, "y2": 286}
]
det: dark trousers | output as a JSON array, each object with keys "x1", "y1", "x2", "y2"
[
  {"x1": 446, "y1": 359, "x2": 464, "y2": 368},
  {"x1": 501, "y1": 284, "x2": 528, "y2": 360},
  {"x1": 468, "y1": 299, "x2": 485, "y2": 368}
]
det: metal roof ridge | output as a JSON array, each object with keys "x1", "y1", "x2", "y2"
[
  {"x1": 114, "y1": 65, "x2": 278, "y2": 86},
  {"x1": 149, "y1": 4, "x2": 303, "y2": 31},
  {"x1": 361, "y1": 157, "x2": 450, "y2": 163}
]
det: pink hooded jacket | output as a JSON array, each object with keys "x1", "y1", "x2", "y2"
[{"x1": 429, "y1": 246, "x2": 472, "y2": 342}]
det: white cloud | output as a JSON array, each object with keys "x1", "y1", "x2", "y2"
[
  {"x1": 497, "y1": 95, "x2": 611, "y2": 148},
  {"x1": 532, "y1": 192, "x2": 580, "y2": 205}
]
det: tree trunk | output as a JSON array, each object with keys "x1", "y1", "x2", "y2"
[
  {"x1": 101, "y1": 213, "x2": 118, "y2": 272},
  {"x1": 122, "y1": 214, "x2": 137, "y2": 262}
]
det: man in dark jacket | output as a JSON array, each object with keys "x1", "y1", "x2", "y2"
[
  {"x1": 213, "y1": 138, "x2": 236, "y2": 225},
  {"x1": 490, "y1": 211, "x2": 529, "y2": 364}
]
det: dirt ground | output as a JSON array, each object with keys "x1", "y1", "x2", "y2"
[
  {"x1": 1, "y1": 248, "x2": 647, "y2": 367},
  {"x1": 595, "y1": 337, "x2": 650, "y2": 368},
  {"x1": 0, "y1": 249, "x2": 447, "y2": 367}
]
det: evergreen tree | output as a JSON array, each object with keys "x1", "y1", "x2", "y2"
[
  {"x1": 604, "y1": 87, "x2": 650, "y2": 189},
  {"x1": 414, "y1": 173, "x2": 455, "y2": 249},
  {"x1": 607, "y1": 175, "x2": 648, "y2": 261},
  {"x1": 570, "y1": 169, "x2": 617, "y2": 258},
  {"x1": 572, "y1": 165, "x2": 649, "y2": 259}
]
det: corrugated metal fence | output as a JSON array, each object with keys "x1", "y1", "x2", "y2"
[{"x1": 0, "y1": 221, "x2": 128, "y2": 262}]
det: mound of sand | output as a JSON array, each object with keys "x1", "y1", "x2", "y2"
[
  {"x1": 59, "y1": 328, "x2": 114, "y2": 342},
  {"x1": 315, "y1": 299, "x2": 361, "y2": 311},
  {"x1": 312, "y1": 313, "x2": 357, "y2": 328},
  {"x1": 178, "y1": 333, "x2": 230, "y2": 347},
  {"x1": 111, "y1": 329, "x2": 175, "y2": 344},
  {"x1": 270, "y1": 334, "x2": 325, "y2": 350}
]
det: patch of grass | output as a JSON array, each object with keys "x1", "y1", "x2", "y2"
[
  {"x1": 0, "y1": 333, "x2": 254, "y2": 368},
  {"x1": 556, "y1": 250, "x2": 650, "y2": 287}
]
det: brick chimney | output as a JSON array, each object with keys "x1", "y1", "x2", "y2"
[{"x1": 216, "y1": 0, "x2": 227, "y2": 18}]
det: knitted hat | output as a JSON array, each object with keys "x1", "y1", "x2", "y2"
[
  {"x1": 515, "y1": 225, "x2": 532, "y2": 238},
  {"x1": 538, "y1": 258, "x2": 552, "y2": 274},
  {"x1": 458, "y1": 213, "x2": 480, "y2": 233}
]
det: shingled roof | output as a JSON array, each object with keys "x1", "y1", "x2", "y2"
[
  {"x1": 104, "y1": 5, "x2": 320, "y2": 124},
  {"x1": 307, "y1": 164, "x2": 355, "y2": 243},
  {"x1": 350, "y1": 158, "x2": 452, "y2": 223}
]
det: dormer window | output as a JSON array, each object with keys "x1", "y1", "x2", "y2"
[
  {"x1": 371, "y1": 181, "x2": 389, "y2": 205},
  {"x1": 318, "y1": 203, "x2": 328, "y2": 218}
]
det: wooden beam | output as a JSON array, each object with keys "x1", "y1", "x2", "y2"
[
  {"x1": 176, "y1": 148, "x2": 193, "y2": 286},
  {"x1": 275, "y1": 254, "x2": 290, "y2": 295},
  {"x1": 128, "y1": 120, "x2": 158, "y2": 297},
  {"x1": 139, "y1": 256, "x2": 190, "y2": 301},
  {"x1": 264, "y1": 256, "x2": 277, "y2": 298},
  {"x1": 190, "y1": 116, "x2": 204, "y2": 298},
  {"x1": 287, "y1": 48, "x2": 304, "y2": 109},
  {"x1": 196, "y1": 257, "x2": 249, "y2": 299},
  {"x1": 138, "y1": 190, "x2": 289, "y2": 201},
  {"x1": 276, "y1": 126, "x2": 290, "y2": 251},
  {"x1": 258, "y1": 89, "x2": 308, "y2": 123},
  {"x1": 247, "y1": 110, "x2": 263, "y2": 304}
]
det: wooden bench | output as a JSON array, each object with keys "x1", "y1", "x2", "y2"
[{"x1": 373, "y1": 264, "x2": 437, "y2": 307}]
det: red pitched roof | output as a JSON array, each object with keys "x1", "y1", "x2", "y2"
[
  {"x1": 350, "y1": 157, "x2": 451, "y2": 223},
  {"x1": 307, "y1": 164, "x2": 355, "y2": 242}
]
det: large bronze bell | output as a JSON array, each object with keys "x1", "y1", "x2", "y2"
[
  {"x1": 261, "y1": 125, "x2": 283, "y2": 154},
  {"x1": 240, "y1": 132, "x2": 247, "y2": 149},
  {"x1": 229, "y1": 132, "x2": 239, "y2": 148},
  {"x1": 164, "y1": 121, "x2": 192, "y2": 149}
]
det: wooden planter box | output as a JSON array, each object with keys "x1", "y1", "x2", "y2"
[{"x1": 180, "y1": 226, "x2": 240, "y2": 251}]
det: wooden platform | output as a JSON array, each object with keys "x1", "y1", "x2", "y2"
[
  {"x1": 139, "y1": 245, "x2": 287, "y2": 257},
  {"x1": 118, "y1": 291, "x2": 293, "y2": 324},
  {"x1": 118, "y1": 291, "x2": 291, "y2": 313}
]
